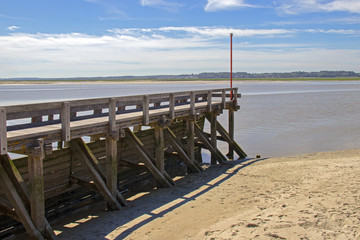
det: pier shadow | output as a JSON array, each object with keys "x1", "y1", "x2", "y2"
[{"x1": 53, "y1": 157, "x2": 268, "y2": 239}]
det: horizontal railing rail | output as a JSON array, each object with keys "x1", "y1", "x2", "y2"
[{"x1": 0, "y1": 88, "x2": 239, "y2": 155}]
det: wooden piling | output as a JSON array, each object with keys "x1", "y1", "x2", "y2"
[{"x1": 27, "y1": 139, "x2": 46, "y2": 236}]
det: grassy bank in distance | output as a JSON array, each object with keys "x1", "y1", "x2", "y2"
[{"x1": 1, "y1": 77, "x2": 360, "y2": 84}]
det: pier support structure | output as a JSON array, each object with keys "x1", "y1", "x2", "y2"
[{"x1": 0, "y1": 88, "x2": 246, "y2": 239}]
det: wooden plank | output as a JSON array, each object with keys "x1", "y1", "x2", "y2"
[
  {"x1": 0, "y1": 108, "x2": 7, "y2": 155},
  {"x1": 164, "y1": 127, "x2": 201, "y2": 173},
  {"x1": 194, "y1": 123, "x2": 227, "y2": 164},
  {"x1": 0, "y1": 161, "x2": 44, "y2": 240},
  {"x1": 28, "y1": 142, "x2": 46, "y2": 236},
  {"x1": 69, "y1": 138, "x2": 122, "y2": 210},
  {"x1": 143, "y1": 95, "x2": 149, "y2": 125},
  {"x1": 125, "y1": 128, "x2": 172, "y2": 188},
  {"x1": 61, "y1": 102, "x2": 71, "y2": 142}
]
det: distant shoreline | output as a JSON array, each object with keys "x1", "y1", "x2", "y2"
[{"x1": 1, "y1": 77, "x2": 360, "y2": 85}]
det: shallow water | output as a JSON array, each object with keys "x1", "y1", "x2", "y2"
[{"x1": 1, "y1": 81, "x2": 359, "y2": 158}]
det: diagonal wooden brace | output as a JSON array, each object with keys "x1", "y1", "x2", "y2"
[
  {"x1": 164, "y1": 127, "x2": 202, "y2": 173},
  {"x1": 69, "y1": 138, "x2": 122, "y2": 210},
  {"x1": 125, "y1": 128, "x2": 173, "y2": 188},
  {"x1": 194, "y1": 123, "x2": 227, "y2": 164}
]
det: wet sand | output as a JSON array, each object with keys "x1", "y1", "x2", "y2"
[{"x1": 53, "y1": 149, "x2": 360, "y2": 239}]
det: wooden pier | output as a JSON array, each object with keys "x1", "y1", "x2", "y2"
[{"x1": 0, "y1": 88, "x2": 246, "y2": 239}]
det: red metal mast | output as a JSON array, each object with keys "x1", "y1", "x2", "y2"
[{"x1": 230, "y1": 33, "x2": 233, "y2": 100}]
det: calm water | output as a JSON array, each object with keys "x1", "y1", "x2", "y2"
[{"x1": 1, "y1": 81, "x2": 359, "y2": 158}]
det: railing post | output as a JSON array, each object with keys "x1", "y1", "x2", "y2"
[
  {"x1": 221, "y1": 89, "x2": 226, "y2": 109},
  {"x1": 109, "y1": 98, "x2": 117, "y2": 132},
  {"x1": 207, "y1": 90, "x2": 212, "y2": 112},
  {"x1": 0, "y1": 108, "x2": 7, "y2": 155},
  {"x1": 169, "y1": 93, "x2": 175, "y2": 119},
  {"x1": 233, "y1": 88, "x2": 238, "y2": 103},
  {"x1": 143, "y1": 95, "x2": 149, "y2": 125},
  {"x1": 190, "y1": 91, "x2": 195, "y2": 116},
  {"x1": 61, "y1": 102, "x2": 71, "y2": 142}
]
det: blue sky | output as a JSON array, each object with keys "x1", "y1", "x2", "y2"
[{"x1": 1, "y1": 0, "x2": 360, "y2": 78}]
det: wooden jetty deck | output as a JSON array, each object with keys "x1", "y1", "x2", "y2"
[{"x1": 0, "y1": 88, "x2": 246, "y2": 239}]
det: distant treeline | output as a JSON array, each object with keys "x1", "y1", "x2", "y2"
[{"x1": 1, "y1": 71, "x2": 359, "y2": 81}]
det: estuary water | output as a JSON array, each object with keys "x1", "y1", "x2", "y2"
[{"x1": 1, "y1": 81, "x2": 359, "y2": 158}]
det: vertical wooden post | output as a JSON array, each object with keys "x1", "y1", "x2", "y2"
[
  {"x1": 31, "y1": 116, "x2": 42, "y2": 124},
  {"x1": 143, "y1": 95, "x2": 149, "y2": 125},
  {"x1": 154, "y1": 126, "x2": 165, "y2": 175},
  {"x1": 228, "y1": 108, "x2": 235, "y2": 160},
  {"x1": 190, "y1": 92, "x2": 195, "y2": 116},
  {"x1": 28, "y1": 139, "x2": 46, "y2": 236},
  {"x1": 0, "y1": 108, "x2": 7, "y2": 155},
  {"x1": 207, "y1": 90, "x2": 212, "y2": 112},
  {"x1": 106, "y1": 98, "x2": 118, "y2": 198},
  {"x1": 61, "y1": 102, "x2": 71, "y2": 142},
  {"x1": 0, "y1": 160, "x2": 44, "y2": 240},
  {"x1": 187, "y1": 120, "x2": 195, "y2": 163},
  {"x1": 221, "y1": 90, "x2": 226, "y2": 109},
  {"x1": 233, "y1": 88, "x2": 238, "y2": 103},
  {"x1": 210, "y1": 113, "x2": 218, "y2": 164},
  {"x1": 169, "y1": 93, "x2": 175, "y2": 119}
]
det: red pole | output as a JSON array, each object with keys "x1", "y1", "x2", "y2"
[{"x1": 230, "y1": 33, "x2": 233, "y2": 100}]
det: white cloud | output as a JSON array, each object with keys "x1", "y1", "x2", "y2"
[
  {"x1": 205, "y1": 0, "x2": 254, "y2": 12},
  {"x1": 140, "y1": 0, "x2": 182, "y2": 10},
  {"x1": 278, "y1": 0, "x2": 360, "y2": 14},
  {"x1": 7, "y1": 26, "x2": 20, "y2": 31},
  {"x1": 109, "y1": 26, "x2": 294, "y2": 38},
  {"x1": 0, "y1": 27, "x2": 359, "y2": 78}
]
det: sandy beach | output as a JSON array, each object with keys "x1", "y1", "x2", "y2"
[{"x1": 51, "y1": 149, "x2": 360, "y2": 239}]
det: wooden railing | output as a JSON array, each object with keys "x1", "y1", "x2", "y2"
[{"x1": 0, "y1": 88, "x2": 239, "y2": 155}]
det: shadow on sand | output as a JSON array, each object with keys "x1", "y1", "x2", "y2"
[{"x1": 53, "y1": 157, "x2": 267, "y2": 239}]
